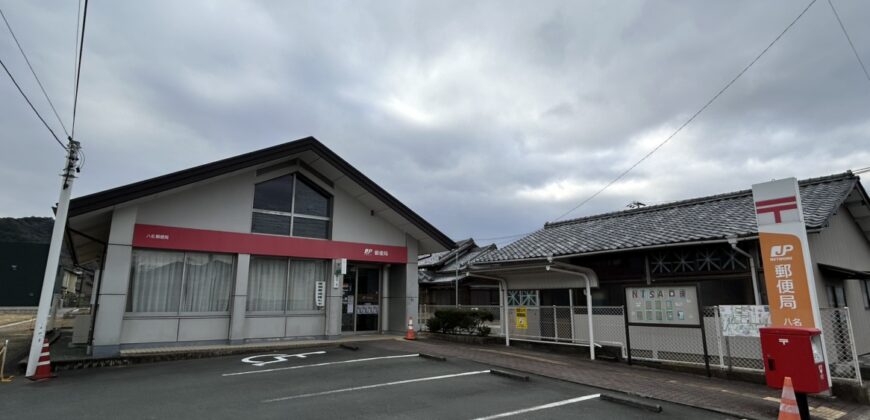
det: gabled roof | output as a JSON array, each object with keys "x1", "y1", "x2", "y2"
[
  {"x1": 68, "y1": 136, "x2": 455, "y2": 251},
  {"x1": 418, "y1": 239, "x2": 497, "y2": 283},
  {"x1": 476, "y1": 172, "x2": 867, "y2": 264}
]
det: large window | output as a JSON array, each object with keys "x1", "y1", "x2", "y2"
[
  {"x1": 247, "y1": 257, "x2": 328, "y2": 313},
  {"x1": 127, "y1": 249, "x2": 235, "y2": 314},
  {"x1": 251, "y1": 173, "x2": 331, "y2": 239}
]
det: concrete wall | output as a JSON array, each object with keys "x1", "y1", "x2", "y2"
[{"x1": 809, "y1": 206, "x2": 870, "y2": 355}]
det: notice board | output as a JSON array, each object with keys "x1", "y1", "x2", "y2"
[{"x1": 625, "y1": 285, "x2": 700, "y2": 326}]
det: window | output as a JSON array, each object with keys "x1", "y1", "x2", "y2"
[
  {"x1": 251, "y1": 173, "x2": 331, "y2": 239},
  {"x1": 247, "y1": 257, "x2": 328, "y2": 313},
  {"x1": 863, "y1": 279, "x2": 870, "y2": 308},
  {"x1": 507, "y1": 290, "x2": 539, "y2": 306},
  {"x1": 127, "y1": 249, "x2": 234, "y2": 314}
]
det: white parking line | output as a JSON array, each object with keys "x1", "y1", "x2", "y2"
[
  {"x1": 0, "y1": 318, "x2": 34, "y2": 329},
  {"x1": 222, "y1": 353, "x2": 420, "y2": 377},
  {"x1": 262, "y1": 370, "x2": 491, "y2": 403},
  {"x1": 470, "y1": 394, "x2": 602, "y2": 420}
]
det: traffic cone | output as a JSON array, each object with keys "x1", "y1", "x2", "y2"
[
  {"x1": 777, "y1": 377, "x2": 800, "y2": 420},
  {"x1": 28, "y1": 337, "x2": 55, "y2": 381},
  {"x1": 404, "y1": 317, "x2": 416, "y2": 340}
]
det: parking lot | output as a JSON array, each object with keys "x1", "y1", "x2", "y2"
[{"x1": 0, "y1": 343, "x2": 732, "y2": 419}]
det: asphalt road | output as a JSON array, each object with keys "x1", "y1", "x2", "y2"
[{"x1": 0, "y1": 343, "x2": 734, "y2": 419}]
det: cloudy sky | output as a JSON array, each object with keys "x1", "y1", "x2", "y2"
[{"x1": 1, "y1": 0, "x2": 868, "y2": 244}]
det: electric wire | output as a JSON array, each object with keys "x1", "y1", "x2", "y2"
[
  {"x1": 74, "y1": 0, "x2": 81, "y2": 97},
  {"x1": 549, "y1": 0, "x2": 819, "y2": 223},
  {"x1": 826, "y1": 0, "x2": 870, "y2": 85},
  {"x1": 0, "y1": 8, "x2": 70, "y2": 138},
  {"x1": 0, "y1": 55, "x2": 66, "y2": 150},
  {"x1": 71, "y1": 0, "x2": 88, "y2": 139}
]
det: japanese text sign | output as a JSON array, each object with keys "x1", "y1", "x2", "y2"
[{"x1": 752, "y1": 178, "x2": 820, "y2": 328}]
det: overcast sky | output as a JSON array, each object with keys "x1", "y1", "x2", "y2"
[{"x1": 1, "y1": 0, "x2": 868, "y2": 244}]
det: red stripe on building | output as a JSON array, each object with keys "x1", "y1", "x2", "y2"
[
  {"x1": 132, "y1": 224, "x2": 408, "y2": 264},
  {"x1": 755, "y1": 196, "x2": 797, "y2": 208}
]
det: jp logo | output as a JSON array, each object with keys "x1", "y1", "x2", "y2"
[{"x1": 241, "y1": 351, "x2": 326, "y2": 367}]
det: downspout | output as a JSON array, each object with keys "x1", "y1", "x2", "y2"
[
  {"x1": 726, "y1": 234, "x2": 761, "y2": 305},
  {"x1": 465, "y1": 273, "x2": 509, "y2": 347}
]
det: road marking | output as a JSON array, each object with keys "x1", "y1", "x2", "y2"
[
  {"x1": 0, "y1": 318, "x2": 34, "y2": 329},
  {"x1": 263, "y1": 370, "x2": 491, "y2": 403},
  {"x1": 471, "y1": 394, "x2": 602, "y2": 419},
  {"x1": 223, "y1": 353, "x2": 420, "y2": 377},
  {"x1": 474, "y1": 348, "x2": 568, "y2": 366},
  {"x1": 241, "y1": 351, "x2": 326, "y2": 367}
]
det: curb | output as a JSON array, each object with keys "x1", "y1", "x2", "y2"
[{"x1": 600, "y1": 393, "x2": 662, "y2": 413}]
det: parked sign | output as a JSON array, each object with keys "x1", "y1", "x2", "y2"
[
  {"x1": 752, "y1": 178, "x2": 820, "y2": 328},
  {"x1": 625, "y1": 285, "x2": 700, "y2": 326}
]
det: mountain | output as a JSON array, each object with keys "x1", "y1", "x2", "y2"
[{"x1": 0, "y1": 217, "x2": 55, "y2": 243}]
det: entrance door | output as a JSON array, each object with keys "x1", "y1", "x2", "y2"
[
  {"x1": 355, "y1": 268, "x2": 380, "y2": 331},
  {"x1": 340, "y1": 265, "x2": 380, "y2": 333}
]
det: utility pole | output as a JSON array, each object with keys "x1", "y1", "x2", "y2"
[{"x1": 26, "y1": 139, "x2": 80, "y2": 378}]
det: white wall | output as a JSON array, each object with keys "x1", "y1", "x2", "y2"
[
  {"x1": 136, "y1": 171, "x2": 255, "y2": 233},
  {"x1": 809, "y1": 206, "x2": 870, "y2": 355},
  {"x1": 331, "y1": 187, "x2": 406, "y2": 246}
]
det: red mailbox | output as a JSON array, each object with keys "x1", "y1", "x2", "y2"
[{"x1": 759, "y1": 327, "x2": 828, "y2": 394}]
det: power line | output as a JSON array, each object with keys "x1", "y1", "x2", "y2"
[
  {"x1": 826, "y1": 0, "x2": 870, "y2": 85},
  {"x1": 74, "y1": 0, "x2": 82, "y2": 98},
  {"x1": 0, "y1": 55, "x2": 66, "y2": 150},
  {"x1": 0, "y1": 8, "x2": 70, "y2": 137},
  {"x1": 549, "y1": 0, "x2": 819, "y2": 223},
  {"x1": 71, "y1": 0, "x2": 88, "y2": 139}
]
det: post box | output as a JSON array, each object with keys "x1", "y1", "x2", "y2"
[{"x1": 759, "y1": 327, "x2": 828, "y2": 394}]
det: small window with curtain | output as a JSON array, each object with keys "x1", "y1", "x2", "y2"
[
  {"x1": 247, "y1": 256, "x2": 328, "y2": 313},
  {"x1": 251, "y1": 173, "x2": 331, "y2": 239},
  {"x1": 127, "y1": 249, "x2": 235, "y2": 314}
]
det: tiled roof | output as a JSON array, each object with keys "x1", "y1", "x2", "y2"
[{"x1": 475, "y1": 172, "x2": 860, "y2": 264}]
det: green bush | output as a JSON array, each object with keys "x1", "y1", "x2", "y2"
[{"x1": 427, "y1": 308, "x2": 494, "y2": 336}]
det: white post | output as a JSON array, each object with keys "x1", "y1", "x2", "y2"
[
  {"x1": 586, "y1": 277, "x2": 595, "y2": 360},
  {"x1": 568, "y1": 289, "x2": 575, "y2": 343},
  {"x1": 714, "y1": 306, "x2": 725, "y2": 368},
  {"x1": 26, "y1": 140, "x2": 80, "y2": 378}
]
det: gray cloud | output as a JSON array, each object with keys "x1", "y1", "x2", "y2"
[{"x1": 1, "y1": 0, "x2": 868, "y2": 243}]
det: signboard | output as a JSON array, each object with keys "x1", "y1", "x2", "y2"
[
  {"x1": 625, "y1": 285, "x2": 700, "y2": 326},
  {"x1": 752, "y1": 178, "x2": 820, "y2": 328},
  {"x1": 719, "y1": 305, "x2": 770, "y2": 337},
  {"x1": 315, "y1": 281, "x2": 326, "y2": 308},
  {"x1": 515, "y1": 307, "x2": 528, "y2": 330},
  {"x1": 356, "y1": 304, "x2": 379, "y2": 315}
]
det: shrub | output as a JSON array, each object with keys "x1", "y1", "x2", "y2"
[{"x1": 428, "y1": 308, "x2": 494, "y2": 336}]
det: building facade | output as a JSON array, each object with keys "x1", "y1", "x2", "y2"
[
  {"x1": 66, "y1": 137, "x2": 453, "y2": 356},
  {"x1": 470, "y1": 172, "x2": 870, "y2": 355}
]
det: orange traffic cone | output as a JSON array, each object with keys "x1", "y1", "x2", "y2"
[
  {"x1": 28, "y1": 337, "x2": 55, "y2": 381},
  {"x1": 778, "y1": 377, "x2": 800, "y2": 420},
  {"x1": 404, "y1": 317, "x2": 417, "y2": 340}
]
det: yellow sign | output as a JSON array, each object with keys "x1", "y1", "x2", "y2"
[{"x1": 515, "y1": 307, "x2": 528, "y2": 330}]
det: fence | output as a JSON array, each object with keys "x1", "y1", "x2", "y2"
[{"x1": 418, "y1": 304, "x2": 863, "y2": 383}]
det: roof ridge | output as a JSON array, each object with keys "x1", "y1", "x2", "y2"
[{"x1": 545, "y1": 171, "x2": 855, "y2": 229}]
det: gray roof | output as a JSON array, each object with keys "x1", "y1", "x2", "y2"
[{"x1": 476, "y1": 172, "x2": 862, "y2": 264}]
